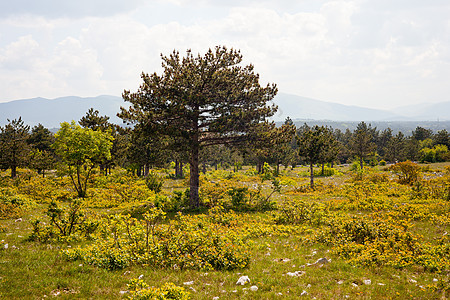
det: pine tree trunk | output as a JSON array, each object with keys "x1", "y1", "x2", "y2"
[
  {"x1": 321, "y1": 163, "x2": 325, "y2": 175},
  {"x1": 11, "y1": 165, "x2": 17, "y2": 178},
  {"x1": 175, "y1": 159, "x2": 180, "y2": 178},
  {"x1": 310, "y1": 163, "x2": 314, "y2": 189},
  {"x1": 189, "y1": 145, "x2": 200, "y2": 209}
]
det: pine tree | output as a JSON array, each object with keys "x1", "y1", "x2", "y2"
[{"x1": 118, "y1": 46, "x2": 277, "y2": 208}]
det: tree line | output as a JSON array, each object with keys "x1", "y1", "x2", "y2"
[{"x1": 1, "y1": 46, "x2": 449, "y2": 208}]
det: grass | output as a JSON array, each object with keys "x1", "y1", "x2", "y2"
[{"x1": 0, "y1": 164, "x2": 449, "y2": 299}]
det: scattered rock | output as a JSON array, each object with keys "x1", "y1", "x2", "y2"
[
  {"x1": 377, "y1": 283, "x2": 386, "y2": 286},
  {"x1": 351, "y1": 283, "x2": 358, "y2": 288},
  {"x1": 119, "y1": 291, "x2": 128, "y2": 295},
  {"x1": 213, "y1": 297, "x2": 219, "y2": 300},
  {"x1": 123, "y1": 271, "x2": 131, "y2": 275},
  {"x1": 433, "y1": 278, "x2": 438, "y2": 282},
  {"x1": 183, "y1": 281, "x2": 194, "y2": 285},
  {"x1": 274, "y1": 258, "x2": 291, "y2": 263},
  {"x1": 337, "y1": 280, "x2": 344, "y2": 285},
  {"x1": 409, "y1": 279, "x2": 417, "y2": 284},
  {"x1": 301, "y1": 290, "x2": 308, "y2": 296},
  {"x1": 138, "y1": 274, "x2": 144, "y2": 280},
  {"x1": 236, "y1": 276, "x2": 250, "y2": 285},
  {"x1": 286, "y1": 271, "x2": 305, "y2": 277},
  {"x1": 78, "y1": 264, "x2": 82, "y2": 267},
  {"x1": 314, "y1": 257, "x2": 330, "y2": 265},
  {"x1": 277, "y1": 292, "x2": 283, "y2": 296},
  {"x1": 4, "y1": 243, "x2": 8, "y2": 249},
  {"x1": 364, "y1": 279, "x2": 371, "y2": 285},
  {"x1": 14, "y1": 218, "x2": 22, "y2": 222},
  {"x1": 189, "y1": 287, "x2": 196, "y2": 292},
  {"x1": 250, "y1": 286, "x2": 258, "y2": 291},
  {"x1": 306, "y1": 284, "x2": 311, "y2": 288}
]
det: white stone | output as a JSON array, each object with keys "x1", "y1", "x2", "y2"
[
  {"x1": 409, "y1": 279, "x2": 417, "y2": 284},
  {"x1": 364, "y1": 279, "x2": 371, "y2": 285},
  {"x1": 337, "y1": 280, "x2": 344, "y2": 285},
  {"x1": 377, "y1": 283, "x2": 385, "y2": 286},
  {"x1": 183, "y1": 281, "x2": 194, "y2": 285},
  {"x1": 351, "y1": 283, "x2": 358, "y2": 287},
  {"x1": 119, "y1": 291, "x2": 128, "y2": 295},
  {"x1": 286, "y1": 271, "x2": 305, "y2": 277},
  {"x1": 301, "y1": 290, "x2": 308, "y2": 296},
  {"x1": 138, "y1": 274, "x2": 144, "y2": 280},
  {"x1": 4, "y1": 244, "x2": 8, "y2": 249},
  {"x1": 306, "y1": 284, "x2": 311, "y2": 288},
  {"x1": 433, "y1": 278, "x2": 438, "y2": 282},
  {"x1": 236, "y1": 276, "x2": 250, "y2": 285},
  {"x1": 250, "y1": 286, "x2": 258, "y2": 291},
  {"x1": 213, "y1": 297, "x2": 219, "y2": 300},
  {"x1": 14, "y1": 218, "x2": 22, "y2": 222}
]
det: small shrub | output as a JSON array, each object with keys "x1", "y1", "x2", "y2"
[
  {"x1": 145, "y1": 172, "x2": 164, "y2": 193},
  {"x1": 390, "y1": 160, "x2": 421, "y2": 185},
  {"x1": 29, "y1": 200, "x2": 98, "y2": 242}
]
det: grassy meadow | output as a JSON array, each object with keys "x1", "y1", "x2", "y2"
[{"x1": 0, "y1": 162, "x2": 448, "y2": 299}]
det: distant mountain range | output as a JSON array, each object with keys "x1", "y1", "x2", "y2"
[
  {"x1": 271, "y1": 93, "x2": 450, "y2": 122},
  {"x1": 0, "y1": 93, "x2": 449, "y2": 128},
  {"x1": 0, "y1": 95, "x2": 126, "y2": 128}
]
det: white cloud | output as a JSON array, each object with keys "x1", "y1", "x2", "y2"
[{"x1": 0, "y1": 1, "x2": 450, "y2": 109}]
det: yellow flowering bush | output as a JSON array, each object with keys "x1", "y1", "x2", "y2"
[
  {"x1": 126, "y1": 279, "x2": 190, "y2": 300},
  {"x1": 62, "y1": 208, "x2": 251, "y2": 270}
]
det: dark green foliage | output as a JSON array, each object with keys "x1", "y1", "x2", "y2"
[
  {"x1": 297, "y1": 125, "x2": 338, "y2": 188},
  {"x1": 349, "y1": 121, "x2": 377, "y2": 169},
  {"x1": 119, "y1": 46, "x2": 278, "y2": 209},
  {"x1": 0, "y1": 117, "x2": 30, "y2": 178}
]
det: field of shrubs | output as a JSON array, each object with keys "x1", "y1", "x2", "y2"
[{"x1": 0, "y1": 161, "x2": 448, "y2": 299}]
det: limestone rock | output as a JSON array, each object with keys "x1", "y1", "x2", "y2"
[{"x1": 236, "y1": 276, "x2": 250, "y2": 285}]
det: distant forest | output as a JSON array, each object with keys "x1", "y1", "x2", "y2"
[{"x1": 281, "y1": 120, "x2": 450, "y2": 135}]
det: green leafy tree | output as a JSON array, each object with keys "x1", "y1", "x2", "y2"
[
  {"x1": 297, "y1": 125, "x2": 336, "y2": 189},
  {"x1": 119, "y1": 46, "x2": 277, "y2": 208},
  {"x1": 0, "y1": 117, "x2": 30, "y2": 178},
  {"x1": 53, "y1": 121, "x2": 113, "y2": 198},
  {"x1": 349, "y1": 121, "x2": 376, "y2": 169}
]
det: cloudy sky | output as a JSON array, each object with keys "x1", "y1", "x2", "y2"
[{"x1": 1, "y1": 0, "x2": 449, "y2": 109}]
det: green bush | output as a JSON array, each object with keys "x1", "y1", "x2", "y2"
[{"x1": 145, "y1": 172, "x2": 164, "y2": 193}]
